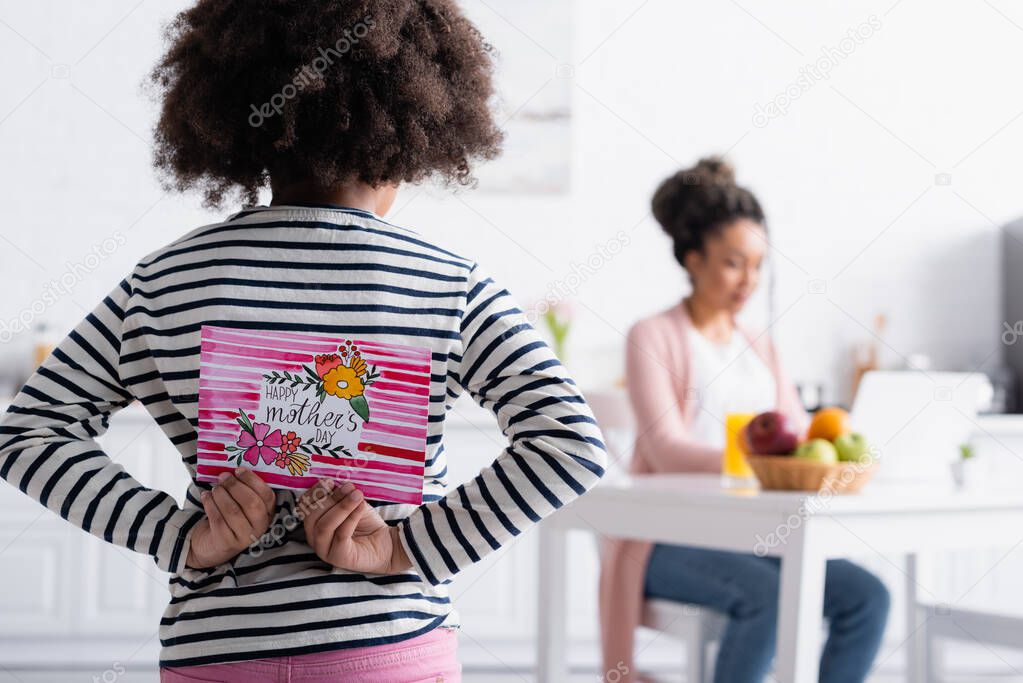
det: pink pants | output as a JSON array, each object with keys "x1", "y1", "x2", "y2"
[{"x1": 160, "y1": 626, "x2": 461, "y2": 683}]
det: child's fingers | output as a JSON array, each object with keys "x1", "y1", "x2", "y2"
[
  {"x1": 218, "y1": 473, "x2": 270, "y2": 531},
  {"x1": 296, "y1": 479, "x2": 325, "y2": 506},
  {"x1": 299, "y1": 480, "x2": 336, "y2": 525},
  {"x1": 233, "y1": 468, "x2": 276, "y2": 516},
  {"x1": 212, "y1": 483, "x2": 250, "y2": 544},
  {"x1": 310, "y1": 486, "x2": 362, "y2": 555},
  {"x1": 201, "y1": 490, "x2": 228, "y2": 539},
  {"x1": 327, "y1": 491, "x2": 366, "y2": 558},
  {"x1": 309, "y1": 487, "x2": 357, "y2": 545},
  {"x1": 307, "y1": 479, "x2": 335, "y2": 503}
]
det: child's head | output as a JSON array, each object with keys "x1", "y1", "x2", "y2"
[{"x1": 150, "y1": 0, "x2": 504, "y2": 208}]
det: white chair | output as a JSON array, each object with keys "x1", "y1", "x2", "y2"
[
  {"x1": 586, "y1": 389, "x2": 727, "y2": 683},
  {"x1": 642, "y1": 599, "x2": 727, "y2": 683},
  {"x1": 918, "y1": 421, "x2": 1023, "y2": 681},
  {"x1": 921, "y1": 604, "x2": 1023, "y2": 682}
]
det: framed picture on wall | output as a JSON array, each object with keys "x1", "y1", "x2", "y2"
[{"x1": 463, "y1": 0, "x2": 572, "y2": 194}]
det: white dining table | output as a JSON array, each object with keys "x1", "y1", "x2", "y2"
[{"x1": 535, "y1": 473, "x2": 1023, "y2": 683}]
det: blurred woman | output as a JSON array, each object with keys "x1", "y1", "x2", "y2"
[{"x1": 598, "y1": 158, "x2": 890, "y2": 683}]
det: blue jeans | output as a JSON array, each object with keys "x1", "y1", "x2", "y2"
[{"x1": 644, "y1": 544, "x2": 890, "y2": 683}]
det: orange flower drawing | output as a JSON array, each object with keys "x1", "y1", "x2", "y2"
[{"x1": 322, "y1": 365, "x2": 365, "y2": 400}]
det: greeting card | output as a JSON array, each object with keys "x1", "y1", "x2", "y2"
[{"x1": 196, "y1": 325, "x2": 430, "y2": 504}]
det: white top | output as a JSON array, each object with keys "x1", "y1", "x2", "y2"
[{"x1": 686, "y1": 326, "x2": 777, "y2": 448}]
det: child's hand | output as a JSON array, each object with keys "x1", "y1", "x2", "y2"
[
  {"x1": 297, "y1": 479, "x2": 412, "y2": 575},
  {"x1": 186, "y1": 468, "x2": 277, "y2": 569}
]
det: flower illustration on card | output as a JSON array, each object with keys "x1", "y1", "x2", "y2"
[
  {"x1": 274, "y1": 431, "x2": 311, "y2": 475},
  {"x1": 280, "y1": 431, "x2": 302, "y2": 455},
  {"x1": 322, "y1": 365, "x2": 364, "y2": 400},
  {"x1": 238, "y1": 419, "x2": 282, "y2": 466},
  {"x1": 197, "y1": 325, "x2": 433, "y2": 502},
  {"x1": 263, "y1": 339, "x2": 379, "y2": 422},
  {"x1": 224, "y1": 339, "x2": 382, "y2": 477},
  {"x1": 314, "y1": 353, "x2": 345, "y2": 380},
  {"x1": 224, "y1": 410, "x2": 311, "y2": 476}
]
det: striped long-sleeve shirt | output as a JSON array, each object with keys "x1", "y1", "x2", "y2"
[{"x1": 0, "y1": 203, "x2": 607, "y2": 667}]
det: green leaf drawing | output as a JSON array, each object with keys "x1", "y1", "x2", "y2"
[
  {"x1": 350, "y1": 395, "x2": 370, "y2": 422},
  {"x1": 298, "y1": 442, "x2": 354, "y2": 459},
  {"x1": 235, "y1": 407, "x2": 254, "y2": 434},
  {"x1": 263, "y1": 370, "x2": 319, "y2": 390},
  {"x1": 363, "y1": 363, "x2": 380, "y2": 385}
]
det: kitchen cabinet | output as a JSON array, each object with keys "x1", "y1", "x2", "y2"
[{"x1": 2, "y1": 400, "x2": 1021, "y2": 674}]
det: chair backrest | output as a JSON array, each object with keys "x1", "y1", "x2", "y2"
[
  {"x1": 584, "y1": 388, "x2": 635, "y2": 561},
  {"x1": 585, "y1": 388, "x2": 635, "y2": 482}
]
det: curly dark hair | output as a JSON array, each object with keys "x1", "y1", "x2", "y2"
[
  {"x1": 651, "y1": 157, "x2": 765, "y2": 268},
  {"x1": 150, "y1": 0, "x2": 504, "y2": 208}
]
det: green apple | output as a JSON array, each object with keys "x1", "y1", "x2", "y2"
[
  {"x1": 794, "y1": 438, "x2": 838, "y2": 464},
  {"x1": 834, "y1": 432, "x2": 873, "y2": 463}
]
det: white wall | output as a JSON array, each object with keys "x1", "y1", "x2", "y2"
[
  {"x1": 554, "y1": 0, "x2": 1020, "y2": 399},
  {"x1": 0, "y1": 2, "x2": 212, "y2": 386},
  {"x1": 1, "y1": 1, "x2": 1020, "y2": 402}
]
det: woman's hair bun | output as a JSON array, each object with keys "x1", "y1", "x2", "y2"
[
  {"x1": 691, "y1": 157, "x2": 735, "y2": 186},
  {"x1": 651, "y1": 155, "x2": 764, "y2": 268}
]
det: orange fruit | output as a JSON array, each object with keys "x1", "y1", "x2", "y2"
[{"x1": 807, "y1": 407, "x2": 851, "y2": 442}]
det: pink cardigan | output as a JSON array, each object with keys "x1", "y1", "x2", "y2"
[{"x1": 597, "y1": 301, "x2": 808, "y2": 681}]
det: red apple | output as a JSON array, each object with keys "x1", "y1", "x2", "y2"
[{"x1": 740, "y1": 411, "x2": 799, "y2": 456}]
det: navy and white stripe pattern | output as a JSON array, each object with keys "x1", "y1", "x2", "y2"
[{"x1": 0, "y1": 204, "x2": 607, "y2": 667}]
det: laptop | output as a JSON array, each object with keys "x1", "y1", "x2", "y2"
[{"x1": 849, "y1": 370, "x2": 992, "y2": 482}]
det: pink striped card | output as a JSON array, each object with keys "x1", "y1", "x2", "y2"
[{"x1": 195, "y1": 325, "x2": 431, "y2": 505}]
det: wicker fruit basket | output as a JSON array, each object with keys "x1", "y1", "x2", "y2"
[{"x1": 746, "y1": 455, "x2": 878, "y2": 493}]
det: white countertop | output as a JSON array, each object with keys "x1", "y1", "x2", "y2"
[{"x1": 592, "y1": 472, "x2": 1023, "y2": 515}]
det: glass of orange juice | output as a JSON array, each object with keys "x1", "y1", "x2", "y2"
[{"x1": 723, "y1": 412, "x2": 757, "y2": 488}]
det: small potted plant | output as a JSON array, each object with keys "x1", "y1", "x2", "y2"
[
  {"x1": 950, "y1": 443, "x2": 985, "y2": 489},
  {"x1": 541, "y1": 300, "x2": 574, "y2": 361}
]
